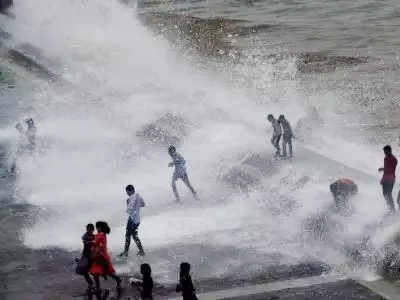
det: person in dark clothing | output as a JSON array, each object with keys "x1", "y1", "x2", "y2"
[
  {"x1": 132, "y1": 263, "x2": 154, "y2": 300},
  {"x1": 140, "y1": 264, "x2": 153, "y2": 300},
  {"x1": 330, "y1": 179, "x2": 358, "y2": 210},
  {"x1": 176, "y1": 262, "x2": 197, "y2": 300},
  {"x1": 76, "y1": 223, "x2": 95, "y2": 289},
  {"x1": 379, "y1": 145, "x2": 398, "y2": 212},
  {"x1": 278, "y1": 114, "x2": 294, "y2": 158},
  {"x1": 267, "y1": 114, "x2": 282, "y2": 157}
]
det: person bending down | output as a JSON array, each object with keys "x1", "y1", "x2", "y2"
[{"x1": 168, "y1": 145, "x2": 198, "y2": 202}]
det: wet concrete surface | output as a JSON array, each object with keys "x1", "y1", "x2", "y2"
[{"x1": 222, "y1": 280, "x2": 385, "y2": 300}]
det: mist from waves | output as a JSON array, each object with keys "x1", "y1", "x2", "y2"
[{"x1": 3, "y1": 0, "x2": 393, "y2": 281}]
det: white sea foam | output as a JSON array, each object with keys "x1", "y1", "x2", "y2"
[{"x1": 4, "y1": 0, "x2": 395, "y2": 281}]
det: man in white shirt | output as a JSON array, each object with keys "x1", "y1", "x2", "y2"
[{"x1": 119, "y1": 185, "x2": 145, "y2": 257}]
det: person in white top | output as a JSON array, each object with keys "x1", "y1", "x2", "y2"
[
  {"x1": 119, "y1": 185, "x2": 145, "y2": 257},
  {"x1": 168, "y1": 145, "x2": 198, "y2": 202}
]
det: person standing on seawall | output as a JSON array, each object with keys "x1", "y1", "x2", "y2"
[
  {"x1": 119, "y1": 185, "x2": 146, "y2": 257},
  {"x1": 267, "y1": 114, "x2": 282, "y2": 157},
  {"x1": 379, "y1": 145, "x2": 397, "y2": 212},
  {"x1": 168, "y1": 145, "x2": 198, "y2": 202},
  {"x1": 90, "y1": 221, "x2": 122, "y2": 292},
  {"x1": 278, "y1": 114, "x2": 294, "y2": 158}
]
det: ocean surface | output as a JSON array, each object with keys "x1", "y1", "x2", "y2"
[{"x1": 1, "y1": 0, "x2": 400, "y2": 298}]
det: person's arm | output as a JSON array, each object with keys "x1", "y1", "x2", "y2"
[
  {"x1": 176, "y1": 277, "x2": 183, "y2": 292},
  {"x1": 379, "y1": 158, "x2": 385, "y2": 172},
  {"x1": 176, "y1": 154, "x2": 186, "y2": 166},
  {"x1": 140, "y1": 195, "x2": 145, "y2": 207}
]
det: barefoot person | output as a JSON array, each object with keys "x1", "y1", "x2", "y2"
[
  {"x1": 119, "y1": 185, "x2": 145, "y2": 257},
  {"x1": 379, "y1": 145, "x2": 398, "y2": 212},
  {"x1": 168, "y1": 146, "x2": 198, "y2": 202},
  {"x1": 90, "y1": 221, "x2": 122, "y2": 292}
]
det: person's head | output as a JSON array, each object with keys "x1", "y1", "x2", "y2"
[
  {"x1": 168, "y1": 145, "x2": 176, "y2": 156},
  {"x1": 86, "y1": 223, "x2": 94, "y2": 233},
  {"x1": 180, "y1": 262, "x2": 191, "y2": 276},
  {"x1": 278, "y1": 114, "x2": 285, "y2": 122},
  {"x1": 126, "y1": 184, "x2": 135, "y2": 196},
  {"x1": 267, "y1": 114, "x2": 274, "y2": 122},
  {"x1": 140, "y1": 263, "x2": 152, "y2": 277},
  {"x1": 383, "y1": 145, "x2": 392, "y2": 156},
  {"x1": 25, "y1": 118, "x2": 34, "y2": 127},
  {"x1": 95, "y1": 221, "x2": 110, "y2": 234}
]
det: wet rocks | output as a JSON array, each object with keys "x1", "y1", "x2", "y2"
[
  {"x1": 136, "y1": 112, "x2": 190, "y2": 147},
  {"x1": 296, "y1": 53, "x2": 368, "y2": 73},
  {"x1": 219, "y1": 152, "x2": 275, "y2": 190}
]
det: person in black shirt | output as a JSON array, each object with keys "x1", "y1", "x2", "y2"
[
  {"x1": 176, "y1": 262, "x2": 197, "y2": 300},
  {"x1": 131, "y1": 263, "x2": 153, "y2": 300},
  {"x1": 140, "y1": 263, "x2": 153, "y2": 300},
  {"x1": 76, "y1": 223, "x2": 95, "y2": 289}
]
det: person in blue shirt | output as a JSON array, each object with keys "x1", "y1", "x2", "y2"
[
  {"x1": 168, "y1": 146, "x2": 198, "y2": 202},
  {"x1": 119, "y1": 185, "x2": 145, "y2": 257}
]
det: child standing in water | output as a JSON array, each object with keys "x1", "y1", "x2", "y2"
[
  {"x1": 176, "y1": 262, "x2": 197, "y2": 300},
  {"x1": 168, "y1": 146, "x2": 198, "y2": 202},
  {"x1": 90, "y1": 221, "x2": 122, "y2": 292}
]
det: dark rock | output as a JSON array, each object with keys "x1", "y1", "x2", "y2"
[
  {"x1": 136, "y1": 113, "x2": 189, "y2": 147},
  {"x1": 220, "y1": 164, "x2": 262, "y2": 189}
]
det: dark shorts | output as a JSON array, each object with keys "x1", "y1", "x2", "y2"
[
  {"x1": 382, "y1": 182, "x2": 394, "y2": 195},
  {"x1": 173, "y1": 169, "x2": 188, "y2": 181},
  {"x1": 126, "y1": 218, "x2": 140, "y2": 236}
]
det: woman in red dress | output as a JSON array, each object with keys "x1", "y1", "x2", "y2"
[{"x1": 90, "y1": 221, "x2": 122, "y2": 290}]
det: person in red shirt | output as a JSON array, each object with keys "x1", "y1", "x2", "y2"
[
  {"x1": 379, "y1": 145, "x2": 397, "y2": 212},
  {"x1": 90, "y1": 221, "x2": 122, "y2": 293}
]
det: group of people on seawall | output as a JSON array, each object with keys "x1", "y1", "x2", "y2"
[
  {"x1": 75, "y1": 217, "x2": 196, "y2": 299},
  {"x1": 13, "y1": 114, "x2": 400, "y2": 299},
  {"x1": 328, "y1": 145, "x2": 400, "y2": 214},
  {"x1": 267, "y1": 114, "x2": 294, "y2": 158}
]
